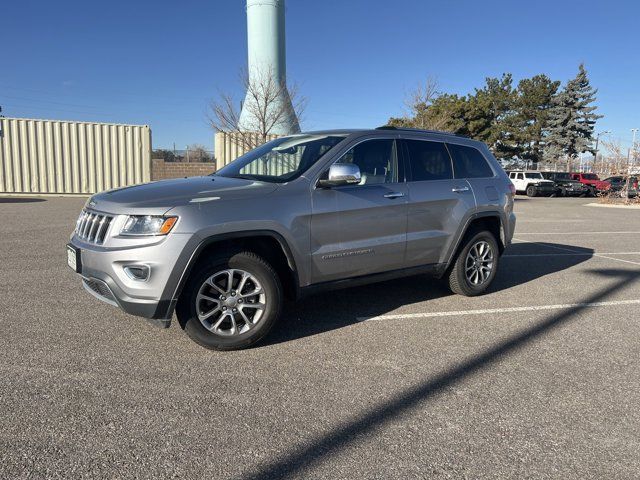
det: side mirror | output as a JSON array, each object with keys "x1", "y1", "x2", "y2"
[{"x1": 318, "y1": 163, "x2": 361, "y2": 188}]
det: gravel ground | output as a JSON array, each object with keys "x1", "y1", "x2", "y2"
[{"x1": 0, "y1": 195, "x2": 639, "y2": 479}]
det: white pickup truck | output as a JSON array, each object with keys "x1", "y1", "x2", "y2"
[{"x1": 507, "y1": 170, "x2": 556, "y2": 197}]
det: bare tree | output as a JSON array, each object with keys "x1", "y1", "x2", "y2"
[
  {"x1": 184, "y1": 144, "x2": 212, "y2": 163},
  {"x1": 388, "y1": 76, "x2": 457, "y2": 131},
  {"x1": 208, "y1": 68, "x2": 306, "y2": 151},
  {"x1": 403, "y1": 76, "x2": 441, "y2": 127},
  {"x1": 602, "y1": 139, "x2": 626, "y2": 175}
]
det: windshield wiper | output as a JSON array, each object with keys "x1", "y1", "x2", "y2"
[{"x1": 224, "y1": 174, "x2": 258, "y2": 180}]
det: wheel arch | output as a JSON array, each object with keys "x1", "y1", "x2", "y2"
[
  {"x1": 442, "y1": 212, "x2": 506, "y2": 274},
  {"x1": 167, "y1": 230, "x2": 300, "y2": 321}
]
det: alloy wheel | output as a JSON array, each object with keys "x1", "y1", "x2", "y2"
[
  {"x1": 464, "y1": 240, "x2": 494, "y2": 286},
  {"x1": 196, "y1": 269, "x2": 266, "y2": 336}
]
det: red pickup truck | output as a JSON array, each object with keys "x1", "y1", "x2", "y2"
[{"x1": 570, "y1": 173, "x2": 611, "y2": 196}]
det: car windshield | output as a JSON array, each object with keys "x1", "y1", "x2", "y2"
[
  {"x1": 215, "y1": 134, "x2": 347, "y2": 183},
  {"x1": 525, "y1": 172, "x2": 543, "y2": 179},
  {"x1": 582, "y1": 173, "x2": 599, "y2": 180},
  {"x1": 554, "y1": 172, "x2": 570, "y2": 180}
]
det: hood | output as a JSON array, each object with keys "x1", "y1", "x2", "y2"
[
  {"x1": 557, "y1": 179, "x2": 582, "y2": 185},
  {"x1": 88, "y1": 176, "x2": 279, "y2": 214},
  {"x1": 591, "y1": 180, "x2": 611, "y2": 188}
]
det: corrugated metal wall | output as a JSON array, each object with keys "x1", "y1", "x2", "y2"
[
  {"x1": 0, "y1": 117, "x2": 151, "y2": 194},
  {"x1": 214, "y1": 131, "x2": 280, "y2": 167}
]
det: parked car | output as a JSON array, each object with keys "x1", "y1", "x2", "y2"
[
  {"x1": 603, "y1": 176, "x2": 639, "y2": 198},
  {"x1": 570, "y1": 172, "x2": 611, "y2": 196},
  {"x1": 507, "y1": 170, "x2": 556, "y2": 197},
  {"x1": 67, "y1": 127, "x2": 516, "y2": 350},
  {"x1": 540, "y1": 171, "x2": 589, "y2": 197}
]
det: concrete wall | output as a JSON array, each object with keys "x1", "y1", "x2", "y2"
[{"x1": 151, "y1": 159, "x2": 216, "y2": 181}]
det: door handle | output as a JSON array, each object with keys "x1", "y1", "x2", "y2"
[
  {"x1": 383, "y1": 192, "x2": 405, "y2": 199},
  {"x1": 452, "y1": 186, "x2": 470, "y2": 193}
]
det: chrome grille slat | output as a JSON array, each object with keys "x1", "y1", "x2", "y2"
[
  {"x1": 88, "y1": 215, "x2": 100, "y2": 242},
  {"x1": 75, "y1": 209, "x2": 113, "y2": 245},
  {"x1": 82, "y1": 213, "x2": 93, "y2": 238},
  {"x1": 96, "y1": 217, "x2": 112, "y2": 244},
  {"x1": 78, "y1": 212, "x2": 88, "y2": 238}
]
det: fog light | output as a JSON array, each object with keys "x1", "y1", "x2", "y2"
[{"x1": 124, "y1": 265, "x2": 150, "y2": 281}]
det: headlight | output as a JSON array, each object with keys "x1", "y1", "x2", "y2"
[{"x1": 120, "y1": 215, "x2": 178, "y2": 236}]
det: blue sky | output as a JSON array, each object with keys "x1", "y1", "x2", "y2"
[{"x1": 2, "y1": 0, "x2": 638, "y2": 151}]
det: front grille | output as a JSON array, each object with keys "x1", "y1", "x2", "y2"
[
  {"x1": 83, "y1": 278, "x2": 116, "y2": 303},
  {"x1": 75, "y1": 210, "x2": 113, "y2": 244}
]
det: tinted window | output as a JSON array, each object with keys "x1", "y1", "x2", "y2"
[
  {"x1": 404, "y1": 140, "x2": 453, "y2": 181},
  {"x1": 525, "y1": 172, "x2": 543, "y2": 179},
  {"x1": 517, "y1": 173, "x2": 524, "y2": 180},
  {"x1": 338, "y1": 139, "x2": 399, "y2": 185},
  {"x1": 448, "y1": 144, "x2": 495, "y2": 179}
]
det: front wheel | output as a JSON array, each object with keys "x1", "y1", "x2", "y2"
[
  {"x1": 447, "y1": 231, "x2": 499, "y2": 296},
  {"x1": 526, "y1": 185, "x2": 537, "y2": 197},
  {"x1": 176, "y1": 251, "x2": 283, "y2": 351}
]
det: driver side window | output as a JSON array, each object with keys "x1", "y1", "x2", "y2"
[{"x1": 337, "y1": 139, "x2": 399, "y2": 185}]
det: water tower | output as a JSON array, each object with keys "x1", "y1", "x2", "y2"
[{"x1": 238, "y1": 0, "x2": 300, "y2": 135}]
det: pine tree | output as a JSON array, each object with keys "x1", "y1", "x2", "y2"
[
  {"x1": 513, "y1": 75, "x2": 560, "y2": 166},
  {"x1": 544, "y1": 64, "x2": 602, "y2": 165}
]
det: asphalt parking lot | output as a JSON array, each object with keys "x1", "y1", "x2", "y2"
[{"x1": 1, "y1": 196, "x2": 639, "y2": 479}]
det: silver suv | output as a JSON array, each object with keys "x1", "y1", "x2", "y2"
[{"x1": 67, "y1": 127, "x2": 516, "y2": 350}]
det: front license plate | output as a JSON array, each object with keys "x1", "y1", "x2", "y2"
[{"x1": 67, "y1": 245, "x2": 81, "y2": 273}]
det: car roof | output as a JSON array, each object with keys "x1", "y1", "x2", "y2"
[{"x1": 298, "y1": 126, "x2": 479, "y2": 143}]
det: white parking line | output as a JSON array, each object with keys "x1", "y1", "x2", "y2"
[
  {"x1": 504, "y1": 252, "x2": 640, "y2": 257},
  {"x1": 512, "y1": 238, "x2": 640, "y2": 266},
  {"x1": 357, "y1": 299, "x2": 640, "y2": 322},
  {"x1": 516, "y1": 231, "x2": 640, "y2": 235}
]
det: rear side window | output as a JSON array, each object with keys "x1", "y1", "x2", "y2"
[
  {"x1": 448, "y1": 143, "x2": 495, "y2": 179},
  {"x1": 404, "y1": 140, "x2": 453, "y2": 181}
]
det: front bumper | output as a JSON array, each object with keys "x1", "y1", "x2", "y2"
[
  {"x1": 69, "y1": 231, "x2": 196, "y2": 326},
  {"x1": 533, "y1": 184, "x2": 556, "y2": 195},
  {"x1": 558, "y1": 184, "x2": 587, "y2": 195}
]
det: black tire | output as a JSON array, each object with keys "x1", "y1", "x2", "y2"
[
  {"x1": 526, "y1": 185, "x2": 537, "y2": 197},
  {"x1": 447, "y1": 231, "x2": 499, "y2": 297},
  {"x1": 558, "y1": 187, "x2": 566, "y2": 197},
  {"x1": 588, "y1": 186, "x2": 596, "y2": 197},
  {"x1": 176, "y1": 251, "x2": 283, "y2": 351}
]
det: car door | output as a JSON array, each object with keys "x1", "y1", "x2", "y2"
[
  {"x1": 310, "y1": 137, "x2": 408, "y2": 283},
  {"x1": 402, "y1": 137, "x2": 476, "y2": 267},
  {"x1": 515, "y1": 172, "x2": 525, "y2": 191}
]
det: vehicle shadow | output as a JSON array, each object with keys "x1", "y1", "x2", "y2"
[
  {"x1": 0, "y1": 197, "x2": 47, "y2": 203},
  {"x1": 264, "y1": 242, "x2": 594, "y2": 346},
  {"x1": 247, "y1": 268, "x2": 638, "y2": 479}
]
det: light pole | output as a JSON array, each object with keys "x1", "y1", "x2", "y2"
[
  {"x1": 628, "y1": 128, "x2": 638, "y2": 175},
  {"x1": 594, "y1": 130, "x2": 610, "y2": 173}
]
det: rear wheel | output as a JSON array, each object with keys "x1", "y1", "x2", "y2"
[
  {"x1": 447, "y1": 231, "x2": 499, "y2": 296},
  {"x1": 526, "y1": 185, "x2": 537, "y2": 197},
  {"x1": 176, "y1": 251, "x2": 282, "y2": 351}
]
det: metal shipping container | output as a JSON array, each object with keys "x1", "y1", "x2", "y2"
[
  {"x1": 214, "y1": 131, "x2": 280, "y2": 168},
  {"x1": 0, "y1": 117, "x2": 151, "y2": 194}
]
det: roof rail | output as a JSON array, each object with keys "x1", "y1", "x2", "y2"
[{"x1": 376, "y1": 125, "x2": 468, "y2": 138}]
